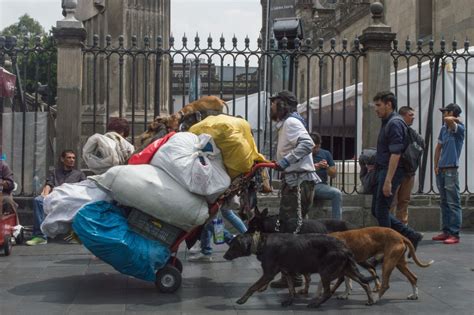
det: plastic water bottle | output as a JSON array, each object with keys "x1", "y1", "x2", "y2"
[{"x1": 212, "y1": 216, "x2": 225, "y2": 245}]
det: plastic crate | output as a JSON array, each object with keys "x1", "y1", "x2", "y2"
[{"x1": 127, "y1": 209, "x2": 184, "y2": 246}]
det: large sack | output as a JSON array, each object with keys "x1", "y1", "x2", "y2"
[
  {"x1": 89, "y1": 164, "x2": 209, "y2": 231},
  {"x1": 151, "y1": 132, "x2": 230, "y2": 196},
  {"x1": 41, "y1": 179, "x2": 112, "y2": 238},
  {"x1": 73, "y1": 201, "x2": 170, "y2": 282},
  {"x1": 128, "y1": 131, "x2": 176, "y2": 165},
  {"x1": 189, "y1": 115, "x2": 267, "y2": 178},
  {"x1": 83, "y1": 132, "x2": 134, "y2": 174}
]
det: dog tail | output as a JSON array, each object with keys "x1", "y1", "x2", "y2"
[{"x1": 403, "y1": 237, "x2": 434, "y2": 268}]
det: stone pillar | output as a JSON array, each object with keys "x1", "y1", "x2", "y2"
[
  {"x1": 359, "y1": 2, "x2": 396, "y2": 147},
  {"x1": 54, "y1": 0, "x2": 87, "y2": 160}
]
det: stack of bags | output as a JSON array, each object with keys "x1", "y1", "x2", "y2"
[{"x1": 40, "y1": 114, "x2": 266, "y2": 282}]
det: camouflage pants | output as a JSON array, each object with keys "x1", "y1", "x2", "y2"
[{"x1": 279, "y1": 180, "x2": 315, "y2": 222}]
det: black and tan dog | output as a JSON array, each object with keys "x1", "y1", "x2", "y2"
[
  {"x1": 223, "y1": 232, "x2": 376, "y2": 308},
  {"x1": 246, "y1": 207, "x2": 363, "y2": 298}
]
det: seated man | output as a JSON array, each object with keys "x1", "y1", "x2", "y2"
[
  {"x1": 311, "y1": 133, "x2": 342, "y2": 220},
  {"x1": 26, "y1": 150, "x2": 86, "y2": 245},
  {"x1": 1, "y1": 159, "x2": 17, "y2": 214}
]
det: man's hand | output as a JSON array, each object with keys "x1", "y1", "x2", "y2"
[
  {"x1": 315, "y1": 159, "x2": 328, "y2": 170},
  {"x1": 274, "y1": 158, "x2": 290, "y2": 172},
  {"x1": 383, "y1": 181, "x2": 392, "y2": 197},
  {"x1": 434, "y1": 166, "x2": 439, "y2": 176}
]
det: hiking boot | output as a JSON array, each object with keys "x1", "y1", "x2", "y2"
[
  {"x1": 270, "y1": 274, "x2": 303, "y2": 288},
  {"x1": 443, "y1": 235, "x2": 460, "y2": 245},
  {"x1": 188, "y1": 253, "x2": 213, "y2": 262},
  {"x1": 26, "y1": 236, "x2": 47, "y2": 246},
  {"x1": 432, "y1": 233, "x2": 449, "y2": 241}
]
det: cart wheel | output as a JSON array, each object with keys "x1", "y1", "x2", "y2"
[
  {"x1": 155, "y1": 265, "x2": 181, "y2": 293},
  {"x1": 167, "y1": 257, "x2": 183, "y2": 273},
  {"x1": 3, "y1": 235, "x2": 12, "y2": 256},
  {"x1": 15, "y1": 228, "x2": 25, "y2": 245}
]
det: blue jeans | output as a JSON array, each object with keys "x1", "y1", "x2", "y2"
[
  {"x1": 200, "y1": 208, "x2": 247, "y2": 256},
  {"x1": 436, "y1": 169, "x2": 462, "y2": 237},
  {"x1": 371, "y1": 168, "x2": 417, "y2": 239},
  {"x1": 314, "y1": 183, "x2": 342, "y2": 219},
  {"x1": 32, "y1": 195, "x2": 46, "y2": 238}
]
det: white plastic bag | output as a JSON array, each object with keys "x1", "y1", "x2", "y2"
[
  {"x1": 89, "y1": 164, "x2": 209, "y2": 231},
  {"x1": 41, "y1": 179, "x2": 112, "y2": 238},
  {"x1": 82, "y1": 132, "x2": 134, "y2": 174},
  {"x1": 151, "y1": 132, "x2": 230, "y2": 196}
]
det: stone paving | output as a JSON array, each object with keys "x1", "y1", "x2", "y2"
[{"x1": 0, "y1": 232, "x2": 473, "y2": 315}]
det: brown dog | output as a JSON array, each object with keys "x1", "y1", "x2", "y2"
[
  {"x1": 177, "y1": 95, "x2": 228, "y2": 119},
  {"x1": 310, "y1": 227, "x2": 433, "y2": 301}
]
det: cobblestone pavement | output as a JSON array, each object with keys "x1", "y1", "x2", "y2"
[{"x1": 0, "y1": 232, "x2": 473, "y2": 315}]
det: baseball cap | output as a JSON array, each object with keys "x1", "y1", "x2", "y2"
[
  {"x1": 439, "y1": 103, "x2": 462, "y2": 116},
  {"x1": 269, "y1": 90, "x2": 298, "y2": 107}
]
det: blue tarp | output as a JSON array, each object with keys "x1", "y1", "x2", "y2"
[{"x1": 72, "y1": 201, "x2": 171, "y2": 282}]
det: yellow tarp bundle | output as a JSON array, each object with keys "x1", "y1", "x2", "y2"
[{"x1": 189, "y1": 115, "x2": 267, "y2": 178}]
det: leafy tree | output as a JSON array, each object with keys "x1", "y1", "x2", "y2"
[
  {"x1": 1, "y1": 14, "x2": 56, "y2": 109},
  {"x1": 1, "y1": 14, "x2": 45, "y2": 38}
]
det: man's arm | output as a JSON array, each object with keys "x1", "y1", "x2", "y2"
[
  {"x1": 1, "y1": 163, "x2": 15, "y2": 193},
  {"x1": 383, "y1": 153, "x2": 401, "y2": 197},
  {"x1": 434, "y1": 142, "x2": 442, "y2": 175}
]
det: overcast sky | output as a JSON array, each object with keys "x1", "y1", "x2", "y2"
[{"x1": 0, "y1": 0, "x2": 262, "y2": 48}]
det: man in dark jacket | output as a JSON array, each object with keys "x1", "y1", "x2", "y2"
[
  {"x1": 372, "y1": 92, "x2": 423, "y2": 250},
  {"x1": 389, "y1": 106, "x2": 424, "y2": 225},
  {"x1": 26, "y1": 150, "x2": 86, "y2": 246}
]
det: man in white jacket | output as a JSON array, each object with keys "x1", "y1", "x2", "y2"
[{"x1": 269, "y1": 91, "x2": 320, "y2": 288}]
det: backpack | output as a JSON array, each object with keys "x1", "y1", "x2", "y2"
[
  {"x1": 385, "y1": 115, "x2": 425, "y2": 174},
  {"x1": 358, "y1": 148, "x2": 377, "y2": 194}
]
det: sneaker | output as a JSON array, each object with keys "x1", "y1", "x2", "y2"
[
  {"x1": 26, "y1": 236, "x2": 47, "y2": 246},
  {"x1": 188, "y1": 253, "x2": 213, "y2": 262},
  {"x1": 443, "y1": 235, "x2": 460, "y2": 245},
  {"x1": 432, "y1": 233, "x2": 449, "y2": 241},
  {"x1": 188, "y1": 242, "x2": 201, "y2": 254}
]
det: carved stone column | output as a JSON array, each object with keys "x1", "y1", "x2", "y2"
[
  {"x1": 360, "y1": 2, "x2": 396, "y2": 148},
  {"x1": 54, "y1": 0, "x2": 87, "y2": 161}
]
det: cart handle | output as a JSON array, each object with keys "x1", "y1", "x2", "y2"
[{"x1": 243, "y1": 162, "x2": 277, "y2": 179}]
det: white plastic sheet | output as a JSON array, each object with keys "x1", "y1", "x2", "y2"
[
  {"x1": 90, "y1": 164, "x2": 209, "y2": 231},
  {"x1": 151, "y1": 132, "x2": 231, "y2": 196},
  {"x1": 41, "y1": 179, "x2": 112, "y2": 238},
  {"x1": 82, "y1": 132, "x2": 134, "y2": 174}
]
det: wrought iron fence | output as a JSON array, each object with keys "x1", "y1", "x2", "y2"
[
  {"x1": 1, "y1": 32, "x2": 472, "y2": 196},
  {"x1": 391, "y1": 38, "x2": 473, "y2": 194},
  {"x1": 0, "y1": 35, "x2": 56, "y2": 196}
]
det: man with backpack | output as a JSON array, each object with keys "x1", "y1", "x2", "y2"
[
  {"x1": 372, "y1": 91, "x2": 423, "y2": 250},
  {"x1": 390, "y1": 106, "x2": 424, "y2": 225}
]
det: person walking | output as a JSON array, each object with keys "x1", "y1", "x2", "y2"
[
  {"x1": 268, "y1": 90, "x2": 319, "y2": 288},
  {"x1": 371, "y1": 91, "x2": 423, "y2": 250}
]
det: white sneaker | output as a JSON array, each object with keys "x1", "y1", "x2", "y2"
[
  {"x1": 188, "y1": 242, "x2": 201, "y2": 254},
  {"x1": 188, "y1": 253, "x2": 213, "y2": 262}
]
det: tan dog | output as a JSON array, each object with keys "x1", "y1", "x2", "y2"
[
  {"x1": 309, "y1": 227, "x2": 433, "y2": 301},
  {"x1": 135, "y1": 114, "x2": 180, "y2": 152},
  {"x1": 177, "y1": 95, "x2": 228, "y2": 119}
]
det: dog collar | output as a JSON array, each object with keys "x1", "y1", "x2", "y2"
[{"x1": 250, "y1": 232, "x2": 261, "y2": 255}]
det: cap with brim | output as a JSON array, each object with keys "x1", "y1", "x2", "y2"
[{"x1": 439, "y1": 103, "x2": 462, "y2": 116}]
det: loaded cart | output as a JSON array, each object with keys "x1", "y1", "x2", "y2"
[{"x1": 72, "y1": 162, "x2": 276, "y2": 293}]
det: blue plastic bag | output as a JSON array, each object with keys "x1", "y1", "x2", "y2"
[{"x1": 72, "y1": 201, "x2": 171, "y2": 282}]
